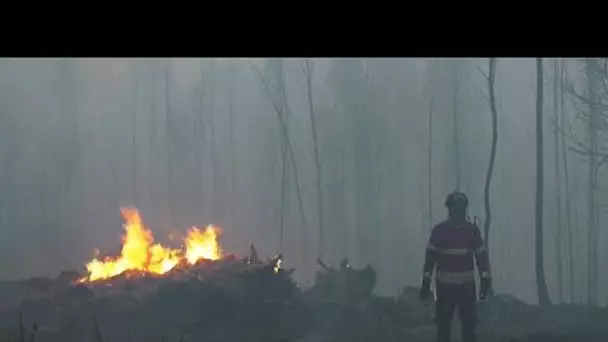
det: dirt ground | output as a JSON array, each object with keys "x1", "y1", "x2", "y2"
[{"x1": 1, "y1": 267, "x2": 606, "y2": 342}]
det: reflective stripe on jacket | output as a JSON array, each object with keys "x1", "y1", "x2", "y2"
[
  {"x1": 426, "y1": 244, "x2": 472, "y2": 256},
  {"x1": 436, "y1": 270, "x2": 476, "y2": 284}
]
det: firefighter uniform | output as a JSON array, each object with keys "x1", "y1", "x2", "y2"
[{"x1": 421, "y1": 193, "x2": 491, "y2": 342}]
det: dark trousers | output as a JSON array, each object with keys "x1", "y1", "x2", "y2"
[{"x1": 435, "y1": 282, "x2": 477, "y2": 342}]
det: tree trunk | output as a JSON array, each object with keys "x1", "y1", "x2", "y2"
[
  {"x1": 552, "y1": 58, "x2": 564, "y2": 303},
  {"x1": 559, "y1": 58, "x2": 575, "y2": 303},
  {"x1": 196, "y1": 65, "x2": 207, "y2": 219},
  {"x1": 304, "y1": 59, "x2": 324, "y2": 259},
  {"x1": 207, "y1": 61, "x2": 220, "y2": 224},
  {"x1": 165, "y1": 62, "x2": 174, "y2": 225},
  {"x1": 227, "y1": 63, "x2": 237, "y2": 235},
  {"x1": 535, "y1": 57, "x2": 551, "y2": 305},
  {"x1": 275, "y1": 60, "x2": 309, "y2": 255},
  {"x1": 132, "y1": 62, "x2": 139, "y2": 204},
  {"x1": 585, "y1": 58, "x2": 599, "y2": 305},
  {"x1": 279, "y1": 134, "x2": 288, "y2": 250},
  {"x1": 450, "y1": 60, "x2": 462, "y2": 190},
  {"x1": 573, "y1": 201, "x2": 581, "y2": 303},
  {"x1": 483, "y1": 58, "x2": 498, "y2": 246},
  {"x1": 428, "y1": 99, "x2": 434, "y2": 230},
  {"x1": 252, "y1": 59, "x2": 309, "y2": 254}
]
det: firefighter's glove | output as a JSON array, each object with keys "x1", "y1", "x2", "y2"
[
  {"x1": 479, "y1": 277, "x2": 492, "y2": 301},
  {"x1": 420, "y1": 277, "x2": 432, "y2": 301}
]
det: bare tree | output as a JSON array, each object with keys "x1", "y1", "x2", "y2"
[
  {"x1": 584, "y1": 58, "x2": 600, "y2": 305},
  {"x1": 131, "y1": 60, "x2": 140, "y2": 204},
  {"x1": 165, "y1": 61, "x2": 175, "y2": 224},
  {"x1": 326, "y1": 58, "x2": 382, "y2": 264},
  {"x1": 559, "y1": 59, "x2": 574, "y2": 303},
  {"x1": 450, "y1": 59, "x2": 463, "y2": 190},
  {"x1": 251, "y1": 59, "x2": 309, "y2": 252},
  {"x1": 53, "y1": 58, "x2": 82, "y2": 266},
  {"x1": 561, "y1": 58, "x2": 608, "y2": 303},
  {"x1": 563, "y1": 58, "x2": 606, "y2": 304},
  {"x1": 552, "y1": 58, "x2": 564, "y2": 303},
  {"x1": 196, "y1": 59, "x2": 223, "y2": 225},
  {"x1": 194, "y1": 62, "x2": 208, "y2": 219},
  {"x1": 535, "y1": 57, "x2": 551, "y2": 305},
  {"x1": 203, "y1": 60, "x2": 221, "y2": 223},
  {"x1": 480, "y1": 58, "x2": 498, "y2": 246},
  {"x1": 303, "y1": 59, "x2": 324, "y2": 259},
  {"x1": 428, "y1": 99, "x2": 434, "y2": 230},
  {"x1": 279, "y1": 124, "x2": 289, "y2": 249},
  {"x1": 0, "y1": 61, "x2": 17, "y2": 266},
  {"x1": 226, "y1": 62, "x2": 237, "y2": 237}
]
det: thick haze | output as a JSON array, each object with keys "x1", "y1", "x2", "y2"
[{"x1": 0, "y1": 58, "x2": 604, "y2": 305}]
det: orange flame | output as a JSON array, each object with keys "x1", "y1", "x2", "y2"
[
  {"x1": 81, "y1": 207, "x2": 222, "y2": 282},
  {"x1": 185, "y1": 225, "x2": 222, "y2": 264}
]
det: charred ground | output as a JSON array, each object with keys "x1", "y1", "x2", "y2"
[{"x1": 1, "y1": 255, "x2": 607, "y2": 342}]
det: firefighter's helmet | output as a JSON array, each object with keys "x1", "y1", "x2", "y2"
[{"x1": 445, "y1": 191, "x2": 469, "y2": 209}]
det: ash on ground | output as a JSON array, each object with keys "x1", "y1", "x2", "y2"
[{"x1": 1, "y1": 251, "x2": 607, "y2": 342}]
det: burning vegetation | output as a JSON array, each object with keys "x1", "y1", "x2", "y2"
[{"x1": 79, "y1": 207, "x2": 223, "y2": 283}]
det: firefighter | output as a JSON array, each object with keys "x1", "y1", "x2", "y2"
[{"x1": 420, "y1": 191, "x2": 492, "y2": 342}]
